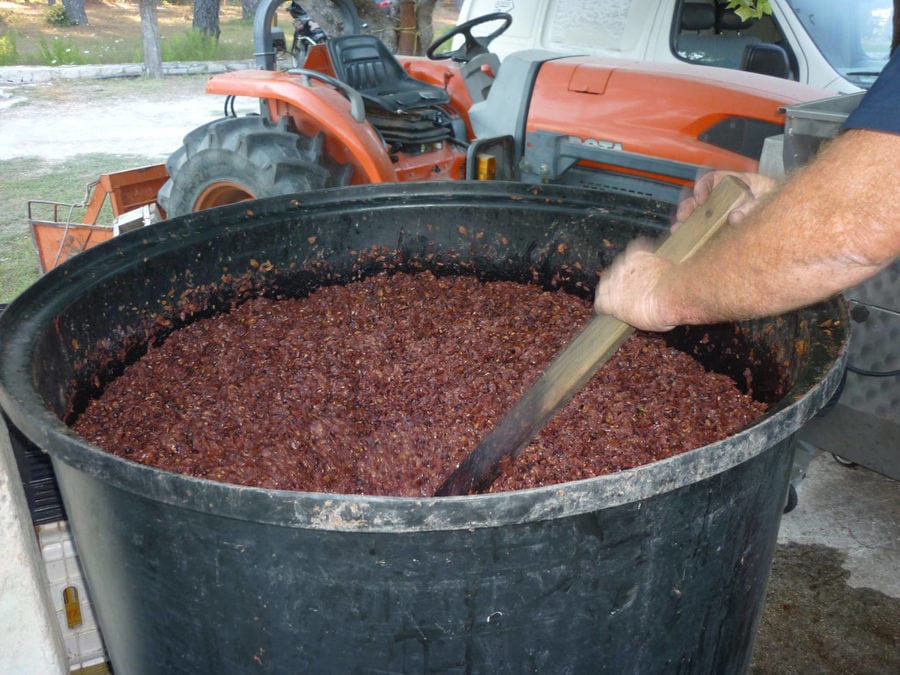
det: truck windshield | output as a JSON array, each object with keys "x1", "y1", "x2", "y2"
[{"x1": 786, "y1": 0, "x2": 893, "y2": 88}]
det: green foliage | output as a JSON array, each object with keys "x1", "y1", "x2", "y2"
[
  {"x1": 0, "y1": 6, "x2": 262, "y2": 66},
  {"x1": 725, "y1": 0, "x2": 773, "y2": 21},
  {"x1": 161, "y1": 28, "x2": 221, "y2": 62},
  {"x1": 37, "y1": 34, "x2": 87, "y2": 65},
  {"x1": 0, "y1": 29, "x2": 17, "y2": 66},
  {"x1": 44, "y1": 3, "x2": 74, "y2": 27}
]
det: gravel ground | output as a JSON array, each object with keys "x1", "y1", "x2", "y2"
[{"x1": 0, "y1": 74, "x2": 256, "y2": 162}]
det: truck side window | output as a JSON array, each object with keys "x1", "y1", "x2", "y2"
[{"x1": 674, "y1": 0, "x2": 797, "y2": 79}]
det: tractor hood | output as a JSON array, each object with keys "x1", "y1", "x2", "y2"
[
  {"x1": 524, "y1": 55, "x2": 832, "y2": 179},
  {"x1": 559, "y1": 56, "x2": 831, "y2": 101}
]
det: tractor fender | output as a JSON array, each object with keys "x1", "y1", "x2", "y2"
[{"x1": 207, "y1": 70, "x2": 396, "y2": 185}]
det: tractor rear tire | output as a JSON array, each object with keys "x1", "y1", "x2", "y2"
[{"x1": 157, "y1": 115, "x2": 351, "y2": 217}]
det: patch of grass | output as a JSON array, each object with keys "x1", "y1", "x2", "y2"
[
  {"x1": 0, "y1": 0, "x2": 462, "y2": 66},
  {"x1": 0, "y1": 154, "x2": 158, "y2": 304},
  {"x1": 161, "y1": 27, "x2": 224, "y2": 62},
  {"x1": 0, "y1": 0, "x2": 253, "y2": 66},
  {"x1": 37, "y1": 33, "x2": 87, "y2": 65},
  {"x1": 0, "y1": 28, "x2": 17, "y2": 65}
]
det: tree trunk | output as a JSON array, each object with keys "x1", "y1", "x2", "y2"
[
  {"x1": 305, "y1": 0, "x2": 368, "y2": 39},
  {"x1": 396, "y1": 0, "x2": 416, "y2": 54},
  {"x1": 241, "y1": 0, "x2": 260, "y2": 21},
  {"x1": 62, "y1": 0, "x2": 88, "y2": 25},
  {"x1": 349, "y1": 0, "x2": 395, "y2": 49},
  {"x1": 193, "y1": 0, "x2": 221, "y2": 40},
  {"x1": 395, "y1": 0, "x2": 437, "y2": 55},
  {"x1": 140, "y1": 0, "x2": 164, "y2": 78},
  {"x1": 413, "y1": 0, "x2": 437, "y2": 55}
]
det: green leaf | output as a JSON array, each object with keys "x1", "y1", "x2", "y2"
[{"x1": 725, "y1": 0, "x2": 773, "y2": 21}]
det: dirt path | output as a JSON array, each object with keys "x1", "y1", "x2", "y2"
[{"x1": 0, "y1": 75, "x2": 257, "y2": 161}]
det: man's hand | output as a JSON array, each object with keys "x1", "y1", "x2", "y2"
[
  {"x1": 675, "y1": 170, "x2": 776, "y2": 227},
  {"x1": 593, "y1": 238, "x2": 677, "y2": 332},
  {"x1": 595, "y1": 172, "x2": 768, "y2": 332}
]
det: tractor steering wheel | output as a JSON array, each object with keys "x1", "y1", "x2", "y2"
[{"x1": 426, "y1": 12, "x2": 512, "y2": 62}]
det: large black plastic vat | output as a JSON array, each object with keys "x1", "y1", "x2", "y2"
[{"x1": 0, "y1": 182, "x2": 847, "y2": 674}]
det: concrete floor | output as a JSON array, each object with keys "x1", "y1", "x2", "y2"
[{"x1": 752, "y1": 451, "x2": 899, "y2": 673}]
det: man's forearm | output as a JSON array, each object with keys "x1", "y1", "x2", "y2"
[
  {"x1": 604, "y1": 129, "x2": 900, "y2": 330},
  {"x1": 668, "y1": 129, "x2": 897, "y2": 321}
]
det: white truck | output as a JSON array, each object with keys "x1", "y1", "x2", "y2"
[{"x1": 456, "y1": 0, "x2": 893, "y2": 93}]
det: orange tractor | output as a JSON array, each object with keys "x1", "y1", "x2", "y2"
[{"x1": 31, "y1": 0, "x2": 830, "y2": 269}]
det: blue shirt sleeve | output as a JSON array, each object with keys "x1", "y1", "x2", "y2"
[{"x1": 843, "y1": 48, "x2": 900, "y2": 134}]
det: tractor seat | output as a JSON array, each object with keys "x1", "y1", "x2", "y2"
[{"x1": 327, "y1": 34, "x2": 450, "y2": 114}]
